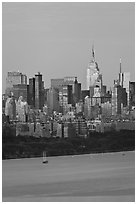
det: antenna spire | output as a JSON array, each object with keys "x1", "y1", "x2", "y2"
[
  {"x1": 91, "y1": 43, "x2": 95, "y2": 62},
  {"x1": 120, "y1": 58, "x2": 122, "y2": 73}
]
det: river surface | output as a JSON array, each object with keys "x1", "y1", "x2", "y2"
[{"x1": 2, "y1": 151, "x2": 135, "y2": 202}]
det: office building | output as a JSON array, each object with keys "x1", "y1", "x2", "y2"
[
  {"x1": 13, "y1": 84, "x2": 28, "y2": 102},
  {"x1": 123, "y1": 72, "x2": 130, "y2": 106},
  {"x1": 112, "y1": 84, "x2": 127, "y2": 115},
  {"x1": 47, "y1": 87, "x2": 60, "y2": 114},
  {"x1": 28, "y1": 78, "x2": 35, "y2": 108},
  {"x1": 51, "y1": 78, "x2": 64, "y2": 90},
  {"x1": 16, "y1": 96, "x2": 29, "y2": 122},
  {"x1": 72, "y1": 77, "x2": 81, "y2": 105},
  {"x1": 101, "y1": 101, "x2": 112, "y2": 118},
  {"x1": 59, "y1": 85, "x2": 73, "y2": 114},
  {"x1": 5, "y1": 93, "x2": 16, "y2": 122},
  {"x1": 35, "y1": 72, "x2": 44, "y2": 110},
  {"x1": 6, "y1": 71, "x2": 27, "y2": 95},
  {"x1": 84, "y1": 96, "x2": 91, "y2": 119},
  {"x1": 129, "y1": 81, "x2": 135, "y2": 108}
]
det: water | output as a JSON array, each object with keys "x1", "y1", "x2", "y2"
[{"x1": 2, "y1": 151, "x2": 135, "y2": 202}]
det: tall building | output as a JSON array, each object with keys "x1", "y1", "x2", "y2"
[
  {"x1": 91, "y1": 86, "x2": 102, "y2": 106},
  {"x1": 47, "y1": 87, "x2": 60, "y2": 114},
  {"x1": 123, "y1": 72, "x2": 130, "y2": 106},
  {"x1": 129, "y1": 81, "x2": 135, "y2": 108},
  {"x1": 5, "y1": 93, "x2": 16, "y2": 122},
  {"x1": 118, "y1": 58, "x2": 130, "y2": 106},
  {"x1": 5, "y1": 71, "x2": 27, "y2": 95},
  {"x1": 84, "y1": 96, "x2": 91, "y2": 119},
  {"x1": 112, "y1": 83, "x2": 127, "y2": 116},
  {"x1": 35, "y1": 72, "x2": 44, "y2": 110},
  {"x1": 72, "y1": 77, "x2": 81, "y2": 105},
  {"x1": 28, "y1": 78, "x2": 35, "y2": 108},
  {"x1": 59, "y1": 85, "x2": 73, "y2": 114},
  {"x1": 86, "y1": 46, "x2": 102, "y2": 90}
]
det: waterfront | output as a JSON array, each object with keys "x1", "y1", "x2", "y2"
[{"x1": 2, "y1": 151, "x2": 135, "y2": 202}]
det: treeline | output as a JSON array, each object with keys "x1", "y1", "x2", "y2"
[{"x1": 2, "y1": 124, "x2": 135, "y2": 159}]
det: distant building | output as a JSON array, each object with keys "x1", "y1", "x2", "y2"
[
  {"x1": 59, "y1": 85, "x2": 73, "y2": 114},
  {"x1": 122, "y1": 72, "x2": 130, "y2": 106},
  {"x1": 76, "y1": 101, "x2": 84, "y2": 114},
  {"x1": 91, "y1": 86, "x2": 102, "y2": 106},
  {"x1": 51, "y1": 76, "x2": 81, "y2": 110},
  {"x1": 102, "y1": 85, "x2": 107, "y2": 96},
  {"x1": 129, "y1": 81, "x2": 135, "y2": 109},
  {"x1": 51, "y1": 78, "x2": 64, "y2": 90},
  {"x1": 13, "y1": 84, "x2": 28, "y2": 102},
  {"x1": 35, "y1": 72, "x2": 44, "y2": 110},
  {"x1": 118, "y1": 58, "x2": 130, "y2": 106},
  {"x1": 73, "y1": 77, "x2": 81, "y2": 105},
  {"x1": 51, "y1": 76, "x2": 80, "y2": 95},
  {"x1": 86, "y1": 46, "x2": 102, "y2": 90},
  {"x1": 81, "y1": 90, "x2": 90, "y2": 102},
  {"x1": 5, "y1": 94, "x2": 16, "y2": 122},
  {"x1": 28, "y1": 78, "x2": 35, "y2": 108},
  {"x1": 5, "y1": 71, "x2": 27, "y2": 95},
  {"x1": 112, "y1": 84, "x2": 127, "y2": 115},
  {"x1": 84, "y1": 96, "x2": 91, "y2": 119},
  {"x1": 64, "y1": 76, "x2": 76, "y2": 87},
  {"x1": 47, "y1": 87, "x2": 60, "y2": 114},
  {"x1": 43, "y1": 88, "x2": 49, "y2": 105},
  {"x1": 16, "y1": 96, "x2": 29, "y2": 122},
  {"x1": 101, "y1": 101, "x2": 112, "y2": 118}
]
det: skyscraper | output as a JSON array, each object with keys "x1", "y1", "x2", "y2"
[
  {"x1": 129, "y1": 81, "x2": 135, "y2": 109},
  {"x1": 118, "y1": 58, "x2": 130, "y2": 106},
  {"x1": 59, "y1": 85, "x2": 73, "y2": 114},
  {"x1": 123, "y1": 72, "x2": 130, "y2": 106},
  {"x1": 112, "y1": 83, "x2": 127, "y2": 116},
  {"x1": 86, "y1": 46, "x2": 102, "y2": 90},
  {"x1": 35, "y1": 72, "x2": 44, "y2": 110},
  {"x1": 47, "y1": 87, "x2": 60, "y2": 114},
  {"x1": 28, "y1": 78, "x2": 35, "y2": 108}
]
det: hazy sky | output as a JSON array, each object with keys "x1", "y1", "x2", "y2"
[{"x1": 2, "y1": 2, "x2": 135, "y2": 92}]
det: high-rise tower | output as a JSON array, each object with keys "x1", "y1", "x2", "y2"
[
  {"x1": 86, "y1": 45, "x2": 102, "y2": 90},
  {"x1": 35, "y1": 72, "x2": 44, "y2": 110},
  {"x1": 118, "y1": 58, "x2": 130, "y2": 106}
]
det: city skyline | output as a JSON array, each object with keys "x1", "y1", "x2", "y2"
[{"x1": 2, "y1": 2, "x2": 135, "y2": 93}]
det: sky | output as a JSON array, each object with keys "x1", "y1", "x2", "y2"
[{"x1": 2, "y1": 2, "x2": 135, "y2": 93}]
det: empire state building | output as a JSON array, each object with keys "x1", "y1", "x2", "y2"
[{"x1": 86, "y1": 46, "x2": 102, "y2": 90}]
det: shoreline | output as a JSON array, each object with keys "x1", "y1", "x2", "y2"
[{"x1": 2, "y1": 150, "x2": 135, "y2": 161}]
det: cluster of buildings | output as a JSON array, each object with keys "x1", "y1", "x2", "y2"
[{"x1": 2, "y1": 46, "x2": 135, "y2": 137}]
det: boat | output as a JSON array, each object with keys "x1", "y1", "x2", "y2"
[{"x1": 42, "y1": 151, "x2": 48, "y2": 164}]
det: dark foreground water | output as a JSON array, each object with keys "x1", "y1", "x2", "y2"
[{"x1": 2, "y1": 151, "x2": 135, "y2": 202}]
